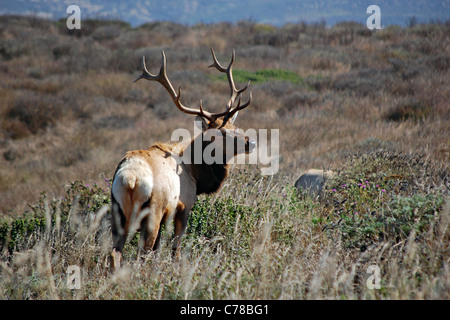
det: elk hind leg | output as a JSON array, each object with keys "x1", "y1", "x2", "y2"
[
  {"x1": 138, "y1": 206, "x2": 161, "y2": 258},
  {"x1": 111, "y1": 195, "x2": 127, "y2": 270}
]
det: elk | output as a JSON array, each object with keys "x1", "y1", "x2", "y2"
[{"x1": 110, "y1": 49, "x2": 255, "y2": 269}]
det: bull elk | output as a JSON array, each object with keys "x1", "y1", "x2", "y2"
[{"x1": 110, "y1": 49, "x2": 255, "y2": 269}]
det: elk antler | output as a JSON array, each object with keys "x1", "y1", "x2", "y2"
[
  {"x1": 208, "y1": 48, "x2": 251, "y2": 110},
  {"x1": 135, "y1": 49, "x2": 252, "y2": 125},
  {"x1": 208, "y1": 48, "x2": 252, "y2": 126}
]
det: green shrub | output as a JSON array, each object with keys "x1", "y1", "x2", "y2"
[
  {"x1": 384, "y1": 99, "x2": 431, "y2": 122},
  {"x1": 0, "y1": 180, "x2": 110, "y2": 253},
  {"x1": 326, "y1": 180, "x2": 443, "y2": 249},
  {"x1": 187, "y1": 196, "x2": 261, "y2": 254},
  {"x1": 323, "y1": 151, "x2": 447, "y2": 250}
]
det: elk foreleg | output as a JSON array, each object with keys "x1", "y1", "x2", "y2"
[{"x1": 172, "y1": 202, "x2": 187, "y2": 260}]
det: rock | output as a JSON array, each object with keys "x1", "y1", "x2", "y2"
[{"x1": 295, "y1": 169, "x2": 336, "y2": 195}]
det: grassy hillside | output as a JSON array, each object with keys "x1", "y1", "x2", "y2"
[{"x1": 0, "y1": 16, "x2": 448, "y2": 299}]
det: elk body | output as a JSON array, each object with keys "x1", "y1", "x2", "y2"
[{"x1": 110, "y1": 49, "x2": 255, "y2": 269}]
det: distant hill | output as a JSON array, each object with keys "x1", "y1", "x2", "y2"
[{"x1": 1, "y1": 0, "x2": 449, "y2": 27}]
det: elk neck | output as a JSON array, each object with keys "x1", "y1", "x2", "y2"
[{"x1": 182, "y1": 132, "x2": 230, "y2": 195}]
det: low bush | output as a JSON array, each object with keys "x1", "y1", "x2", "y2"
[
  {"x1": 214, "y1": 68, "x2": 304, "y2": 85},
  {"x1": 0, "y1": 180, "x2": 110, "y2": 254},
  {"x1": 323, "y1": 150, "x2": 447, "y2": 250},
  {"x1": 384, "y1": 99, "x2": 431, "y2": 122},
  {"x1": 3, "y1": 91, "x2": 64, "y2": 138}
]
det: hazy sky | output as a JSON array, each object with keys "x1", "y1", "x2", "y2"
[{"x1": 1, "y1": 0, "x2": 449, "y2": 26}]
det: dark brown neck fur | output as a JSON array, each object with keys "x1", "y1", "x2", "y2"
[
  {"x1": 183, "y1": 134, "x2": 230, "y2": 195},
  {"x1": 187, "y1": 162, "x2": 229, "y2": 195}
]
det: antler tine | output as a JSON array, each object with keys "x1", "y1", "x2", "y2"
[
  {"x1": 209, "y1": 48, "x2": 250, "y2": 110},
  {"x1": 134, "y1": 51, "x2": 164, "y2": 82},
  {"x1": 237, "y1": 91, "x2": 252, "y2": 111},
  {"x1": 198, "y1": 100, "x2": 210, "y2": 119},
  {"x1": 220, "y1": 92, "x2": 253, "y2": 127},
  {"x1": 208, "y1": 48, "x2": 227, "y2": 72},
  {"x1": 134, "y1": 51, "x2": 216, "y2": 121}
]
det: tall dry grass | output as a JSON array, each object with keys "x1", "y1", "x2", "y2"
[{"x1": 0, "y1": 163, "x2": 448, "y2": 300}]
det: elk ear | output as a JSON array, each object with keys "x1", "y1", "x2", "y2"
[
  {"x1": 194, "y1": 116, "x2": 209, "y2": 131},
  {"x1": 229, "y1": 111, "x2": 239, "y2": 124}
]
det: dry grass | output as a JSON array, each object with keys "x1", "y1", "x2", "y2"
[
  {"x1": 0, "y1": 16, "x2": 449, "y2": 300},
  {"x1": 0, "y1": 165, "x2": 448, "y2": 300}
]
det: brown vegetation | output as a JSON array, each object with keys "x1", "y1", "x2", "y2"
[
  {"x1": 1, "y1": 16, "x2": 448, "y2": 214},
  {"x1": 0, "y1": 16, "x2": 448, "y2": 300}
]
